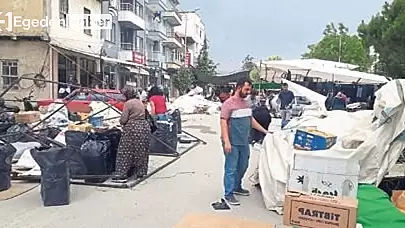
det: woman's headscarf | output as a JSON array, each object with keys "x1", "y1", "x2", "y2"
[{"x1": 121, "y1": 85, "x2": 137, "y2": 101}]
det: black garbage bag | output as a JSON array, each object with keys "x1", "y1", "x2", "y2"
[
  {"x1": 64, "y1": 131, "x2": 88, "y2": 175},
  {"x1": 171, "y1": 109, "x2": 182, "y2": 134},
  {"x1": 0, "y1": 144, "x2": 17, "y2": 191},
  {"x1": 80, "y1": 137, "x2": 111, "y2": 183},
  {"x1": 94, "y1": 129, "x2": 121, "y2": 172},
  {"x1": 30, "y1": 146, "x2": 72, "y2": 206},
  {"x1": 149, "y1": 121, "x2": 178, "y2": 154},
  {"x1": 5, "y1": 124, "x2": 32, "y2": 143}
]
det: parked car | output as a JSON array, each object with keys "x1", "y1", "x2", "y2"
[{"x1": 37, "y1": 89, "x2": 126, "y2": 113}]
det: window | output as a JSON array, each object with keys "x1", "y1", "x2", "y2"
[
  {"x1": 59, "y1": 0, "x2": 69, "y2": 27},
  {"x1": 90, "y1": 94, "x2": 107, "y2": 101},
  {"x1": 135, "y1": 1, "x2": 143, "y2": 18},
  {"x1": 1, "y1": 60, "x2": 19, "y2": 89},
  {"x1": 106, "y1": 23, "x2": 116, "y2": 43},
  {"x1": 137, "y1": 36, "x2": 144, "y2": 52},
  {"x1": 83, "y1": 8, "x2": 91, "y2": 35}
]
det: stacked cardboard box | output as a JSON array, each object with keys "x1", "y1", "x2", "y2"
[
  {"x1": 15, "y1": 111, "x2": 41, "y2": 124},
  {"x1": 284, "y1": 128, "x2": 360, "y2": 228}
]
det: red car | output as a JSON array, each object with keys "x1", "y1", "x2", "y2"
[{"x1": 37, "y1": 89, "x2": 126, "y2": 113}]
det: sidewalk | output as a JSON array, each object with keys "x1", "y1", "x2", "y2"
[{"x1": 0, "y1": 114, "x2": 282, "y2": 228}]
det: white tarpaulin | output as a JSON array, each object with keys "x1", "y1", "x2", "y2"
[{"x1": 259, "y1": 79, "x2": 405, "y2": 212}]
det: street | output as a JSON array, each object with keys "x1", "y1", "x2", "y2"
[{"x1": 0, "y1": 114, "x2": 282, "y2": 228}]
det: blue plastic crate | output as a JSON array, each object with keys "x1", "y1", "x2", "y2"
[
  {"x1": 89, "y1": 116, "x2": 104, "y2": 128},
  {"x1": 293, "y1": 129, "x2": 337, "y2": 151}
]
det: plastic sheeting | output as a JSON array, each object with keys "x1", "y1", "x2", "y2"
[
  {"x1": 259, "y1": 79, "x2": 405, "y2": 212},
  {"x1": 170, "y1": 94, "x2": 220, "y2": 114}
]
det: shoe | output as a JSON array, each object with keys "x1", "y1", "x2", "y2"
[
  {"x1": 111, "y1": 176, "x2": 128, "y2": 183},
  {"x1": 224, "y1": 194, "x2": 240, "y2": 206},
  {"x1": 233, "y1": 188, "x2": 250, "y2": 196}
]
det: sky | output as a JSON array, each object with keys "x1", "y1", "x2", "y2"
[{"x1": 180, "y1": 0, "x2": 389, "y2": 74}]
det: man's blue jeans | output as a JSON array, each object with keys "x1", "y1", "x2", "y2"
[{"x1": 223, "y1": 144, "x2": 250, "y2": 197}]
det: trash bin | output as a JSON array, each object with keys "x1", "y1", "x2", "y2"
[
  {"x1": 30, "y1": 146, "x2": 72, "y2": 206},
  {"x1": 0, "y1": 144, "x2": 17, "y2": 191},
  {"x1": 149, "y1": 120, "x2": 178, "y2": 154}
]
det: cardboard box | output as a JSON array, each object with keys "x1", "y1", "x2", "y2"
[
  {"x1": 294, "y1": 129, "x2": 337, "y2": 150},
  {"x1": 283, "y1": 192, "x2": 358, "y2": 228},
  {"x1": 287, "y1": 151, "x2": 359, "y2": 198},
  {"x1": 67, "y1": 122, "x2": 93, "y2": 132},
  {"x1": 15, "y1": 111, "x2": 41, "y2": 124},
  {"x1": 174, "y1": 213, "x2": 274, "y2": 228}
]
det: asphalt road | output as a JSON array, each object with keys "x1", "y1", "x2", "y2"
[{"x1": 0, "y1": 114, "x2": 281, "y2": 228}]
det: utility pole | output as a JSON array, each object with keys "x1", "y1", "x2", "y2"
[
  {"x1": 179, "y1": 8, "x2": 200, "y2": 67},
  {"x1": 338, "y1": 35, "x2": 342, "y2": 63}
]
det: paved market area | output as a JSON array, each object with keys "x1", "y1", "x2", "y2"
[{"x1": 0, "y1": 114, "x2": 282, "y2": 228}]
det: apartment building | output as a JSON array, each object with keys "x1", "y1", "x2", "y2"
[
  {"x1": 143, "y1": 0, "x2": 183, "y2": 88},
  {"x1": 175, "y1": 12, "x2": 205, "y2": 67}
]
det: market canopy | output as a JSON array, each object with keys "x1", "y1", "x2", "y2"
[{"x1": 260, "y1": 59, "x2": 389, "y2": 84}]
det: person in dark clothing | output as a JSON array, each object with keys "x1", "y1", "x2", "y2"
[
  {"x1": 277, "y1": 83, "x2": 295, "y2": 128},
  {"x1": 250, "y1": 98, "x2": 271, "y2": 144},
  {"x1": 218, "y1": 87, "x2": 232, "y2": 103}
]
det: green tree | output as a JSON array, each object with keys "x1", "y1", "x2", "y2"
[
  {"x1": 242, "y1": 55, "x2": 256, "y2": 71},
  {"x1": 172, "y1": 67, "x2": 194, "y2": 95},
  {"x1": 268, "y1": 55, "x2": 282, "y2": 60},
  {"x1": 358, "y1": 0, "x2": 405, "y2": 78},
  {"x1": 302, "y1": 23, "x2": 372, "y2": 71},
  {"x1": 195, "y1": 37, "x2": 218, "y2": 85}
]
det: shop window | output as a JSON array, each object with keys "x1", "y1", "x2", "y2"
[{"x1": 1, "y1": 60, "x2": 19, "y2": 90}]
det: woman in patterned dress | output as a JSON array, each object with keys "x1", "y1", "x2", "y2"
[{"x1": 113, "y1": 86, "x2": 151, "y2": 182}]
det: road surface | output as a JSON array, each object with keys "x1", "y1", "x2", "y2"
[{"x1": 0, "y1": 114, "x2": 282, "y2": 228}]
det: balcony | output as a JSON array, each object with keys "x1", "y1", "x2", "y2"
[
  {"x1": 147, "y1": 51, "x2": 164, "y2": 67},
  {"x1": 163, "y1": 32, "x2": 182, "y2": 49},
  {"x1": 166, "y1": 55, "x2": 182, "y2": 70},
  {"x1": 147, "y1": 0, "x2": 168, "y2": 11},
  {"x1": 147, "y1": 26, "x2": 167, "y2": 41},
  {"x1": 118, "y1": 43, "x2": 145, "y2": 65},
  {"x1": 118, "y1": 3, "x2": 146, "y2": 30},
  {"x1": 162, "y1": 10, "x2": 182, "y2": 26}
]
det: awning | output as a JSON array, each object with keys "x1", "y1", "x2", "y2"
[
  {"x1": 128, "y1": 67, "x2": 149, "y2": 76},
  {"x1": 164, "y1": 74, "x2": 170, "y2": 80}
]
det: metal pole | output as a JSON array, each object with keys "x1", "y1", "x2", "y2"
[
  {"x1": 338, "y1": 35, "x2": 342, "y2": 63},
  {"x1": 183, "y1": 13, "x2": 188, "y2": 67}
]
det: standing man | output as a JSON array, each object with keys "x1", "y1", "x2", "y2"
[
  {"x1": 220, "y1": 78, "x2": 270, "y2": 205},
  {"x1": 278, "y1": 83, "x2": 295, "y2": 128}
]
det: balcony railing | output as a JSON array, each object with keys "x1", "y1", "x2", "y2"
[
  {"x1": 120, "y1": 2, "x2": 143, "y2": 18},
  {"x1": 166, "y1": 31, "x2": 175, "y2": 38},
  {"x1": 121, "y1": 43, "x2": 144, "y2": 53},
  {"x1": 148, "y1": 51, "x2": 163, "y2": 62}
]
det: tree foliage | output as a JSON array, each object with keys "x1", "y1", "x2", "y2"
[
  {"x1": 358, "y1": 0, "x2": 405, "y2": 78},
  {"x1": 172, "y1": 67, "x2": 194, "y2": 95},
  {"x1": 195, "y1": 37, "x2": 218, "y2": 85},
  {"x1": 242, "y1": 55, "x2": 256, "y2": 71},
  {"x1": 241, "y1": 55, "x2": 260, "y2": 81},
  {"x1": 268, "y1": 55, "x2": 282, "y2": 61},
  {"x1": 302, "y1": 23, "x2": 372, "y2": 71}
]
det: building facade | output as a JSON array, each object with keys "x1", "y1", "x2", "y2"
[
  {"x1": 0, "y1": 0, "x2": 203, "y2": 100},
  {"x1": 174, "y1": 12, "x2": 205, "y2": 67}
]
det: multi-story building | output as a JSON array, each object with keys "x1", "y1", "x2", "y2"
[
  {"x1": 144, "y1": 0, "x2": 183, "y2": 88},
  {"x1": 0, "y1": 0, "x2": 200, "y2": 100},
  {"x1": 175, "y1": 12, "x2": 205, "y2": 67}
]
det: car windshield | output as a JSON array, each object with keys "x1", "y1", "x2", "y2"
[
  {"x1": 71, "y1": 93, "x2": 88, "y2": 101},
  {"x1": 107, "y1": 93, "x2": 126, "y2": 101}
]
